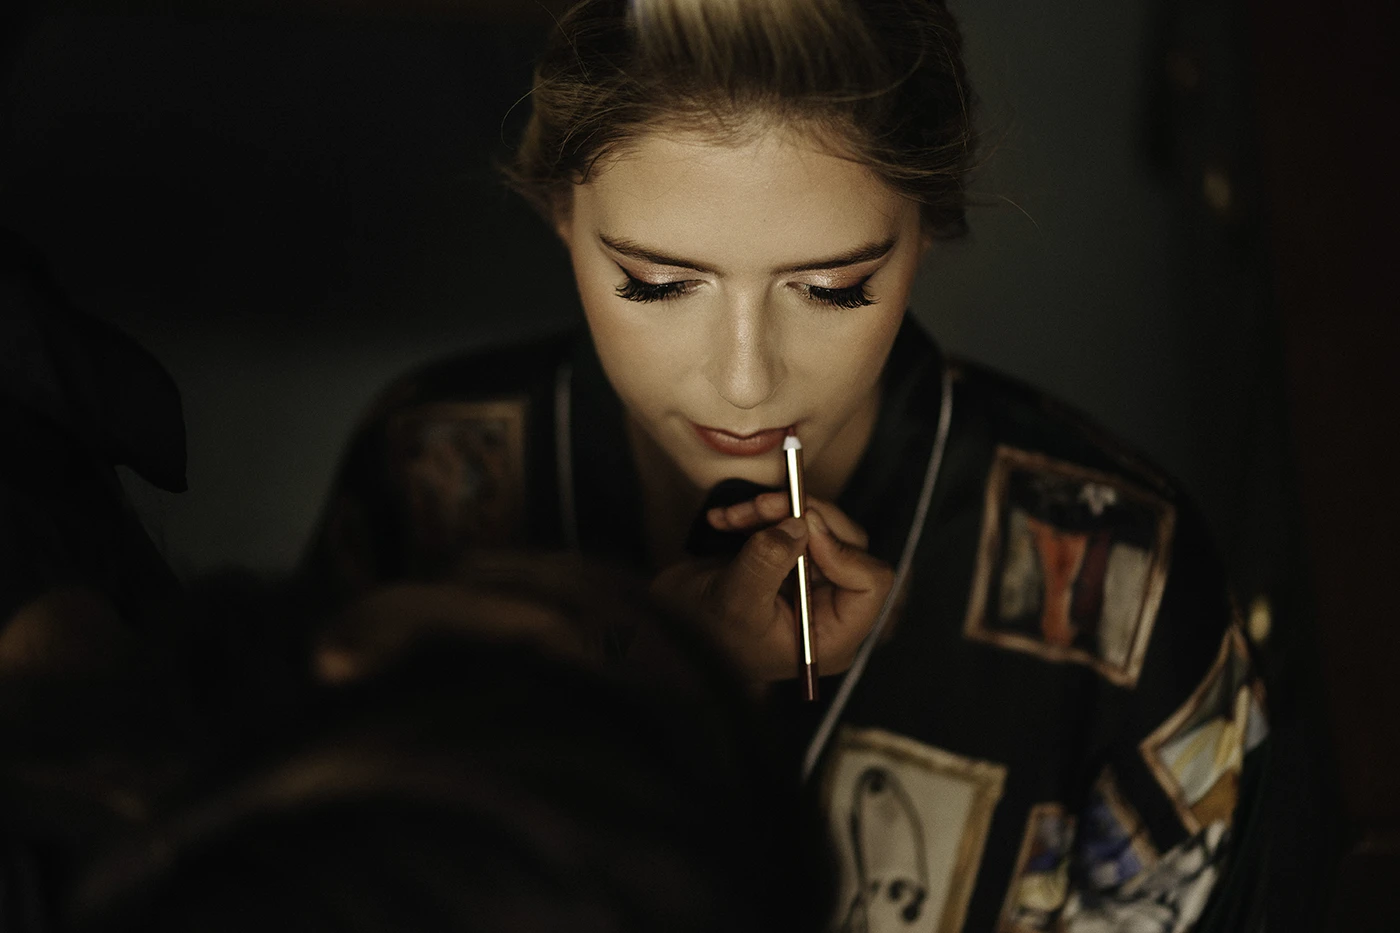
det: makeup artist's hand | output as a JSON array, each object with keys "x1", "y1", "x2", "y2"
[{"x1": 649, "y1": 493, "x2": 893, "y2": 686}]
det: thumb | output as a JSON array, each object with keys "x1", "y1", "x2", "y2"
[{"x1": 714, "y1": 516, "x2": 809, "y2": 615}]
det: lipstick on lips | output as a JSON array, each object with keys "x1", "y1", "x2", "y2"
[
  {"x1": 693, "y1": 423, "x2": 792, "y2": 457},
  {"x1": 783, "y1": 430, "x2": 819, "y2": 702}
]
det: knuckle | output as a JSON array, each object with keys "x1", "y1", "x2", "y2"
[{"x1": 749, "y1": 532, "x2": 793, "y2": 571}]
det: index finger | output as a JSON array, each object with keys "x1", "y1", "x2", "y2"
[
  {"x1": 712, "y1": 517, "x2": 809, "y2": 621},
  {"x1": 709, "y1": 492, "x2": 870, "y2": 550}
]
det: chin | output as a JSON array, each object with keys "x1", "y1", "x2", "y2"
[{"x1": 686, "y1": 457, "x2": 788, "y2": 494}]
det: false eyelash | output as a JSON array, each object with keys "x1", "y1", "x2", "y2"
[
  {"x1": 615, "y1": 273, "x2": 876, "y2": 309},
  {"x1": 615, "y1": 275, "x2": 689, "y2": 303},
  {"x1": 805, "y1": 278, "x2": 876, "y2": 309}
]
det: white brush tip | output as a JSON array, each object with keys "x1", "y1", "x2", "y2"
[{"x1": 783, "y1": 434, "x2": 802, "y2": 450}]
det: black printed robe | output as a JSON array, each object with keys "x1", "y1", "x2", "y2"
[{"x1": 301, "y1": 313, "x2": 1268, "y2": 933}]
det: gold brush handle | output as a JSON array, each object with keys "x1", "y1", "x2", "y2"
[{"x1": 785, "y1": 440, "x2": 818, "y2": 701}]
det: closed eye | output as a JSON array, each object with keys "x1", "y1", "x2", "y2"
[
  {"x1": 802, "y1": 277, "x2": 876, "y2": 309},
  {"x1": 615, "y1": 272, "x2": 691, "y2": 303},
  {"x1": 614, "y1": 271, "x2": 877, "y2": 309}
]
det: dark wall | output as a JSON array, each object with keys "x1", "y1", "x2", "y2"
[
  {"x1": 2, "y1": 11, "x2": 575, "y2": 573},
  {"x1": 1249, "y1": 0, "x2": 1400, "y2": 928}
]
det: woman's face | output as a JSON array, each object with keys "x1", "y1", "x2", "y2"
[{"x1": 555, "y1": 121, "x2": 926, "y2": 495}]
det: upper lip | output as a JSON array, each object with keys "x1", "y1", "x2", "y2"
[{"x1": 695, "y1": 424, "x2": 790, "y2": 438}]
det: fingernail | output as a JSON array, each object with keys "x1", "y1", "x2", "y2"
[
  {"x1": 809, "y1": 510, "x2": 829, "y2": 535},
  {"x1": 776, "y1": 517, "x2": 808, "y2": 541}
]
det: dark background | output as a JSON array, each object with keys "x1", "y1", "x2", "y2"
[{"x1": 2, "y1": 0, "x2": 1394, "y2": 930}]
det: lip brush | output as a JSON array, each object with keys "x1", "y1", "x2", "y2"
[{"x1": 783, "y1": 431, "x2": 818, "y2": 701}]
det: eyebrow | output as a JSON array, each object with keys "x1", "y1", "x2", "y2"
[{"x1": 597, "y1": 232, "x2": 898, "y2": 275}]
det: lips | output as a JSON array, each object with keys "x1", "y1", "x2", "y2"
[{"x1": 692, "y1": 423, "x2": 793, "y2": 457}]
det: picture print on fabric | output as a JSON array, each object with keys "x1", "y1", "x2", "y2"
[
  {"x1": 1058, "y1": 768, "x2": 1225, "y2": 933},
  {"x1": 823, "y1": 727, "x2": 1007, "y2": 933},
  {"x1": 1000, "y1": 759, "x2": 1243, "y2": 933},
  {"x1": 1139, "y1": 626, "x2": 1268, "y2": 834},
  {"x1": 999, "y1": 803, "x2": 1076, "y2": 932},
  {"x1": 964, "y1": 446, "x2": 1176, "y2": 687},
  {"x1": 1073, "y1": 768, "x2": 1160, "y2": 894},
  {"x1": 999, "y1": 767, "x2": 1166, "y2": 932},
  {"x1": 387, "y1": 399, "x2": 529, "y2": 568}
]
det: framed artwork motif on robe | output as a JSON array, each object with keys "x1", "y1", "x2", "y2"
[
  {"x1": 999, "y1": 803, "x2": 1076, "y2": 933},
  {"x1": 1075, "y1": 767, "x2": 1160, "y2": 894},
  {"x1": 822, "y1": 727, "x2": 1007, "y2": 933},
  {"x1": 387, "y1": 398, "x2": 528, "y2": 572},
  {"x1": 1139, "y1": 626, "x2": 1268, "y2": 834},
  {"x1": 964, "y1": 446, "x2": 1176, "y2": 688}
]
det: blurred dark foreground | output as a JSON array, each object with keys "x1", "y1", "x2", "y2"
[{"x1": 1, "y1": 552, "x2": 831, "y2": 933}]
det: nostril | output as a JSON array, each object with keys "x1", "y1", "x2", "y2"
[
  {"x1": 704, "y1": 310, "x2": 787, "y2": 410},
  {"x1": 710, "y1": 369, "x2": 782, "y2": 411}
]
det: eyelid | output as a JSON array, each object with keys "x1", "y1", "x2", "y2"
[
  {"x1": 616, "y1": 262, "x2": 693, "y2": 285},
  {"x1": 810, "y1": 274, "x2": 873, "y2": 290},
  {"x1": 799, "y1": 273, "x2": 865, "y2": 291},
  {"x1": 609, "y1": 242, "x2": 890, "y2": 281},
  {"x1": 619, "y1": 266, "x2": 874, "y2": 292},
  {"x1": 800, "y1": 277, "x2": 875, "y2": 310},
  {"x1": 803, "y1": 274, "x2": 874, "y2": 298},
  {"x1": 791, "y1": 257, "x2": 887, "y2": 290}
]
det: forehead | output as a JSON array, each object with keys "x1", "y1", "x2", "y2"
[{"x1": 575, "y1": 125, "x2": 912, "y2": 265}]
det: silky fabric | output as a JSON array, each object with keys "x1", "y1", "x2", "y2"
[{"x1": 302, "y1": 312, "x2": 1267, "y2": 933}]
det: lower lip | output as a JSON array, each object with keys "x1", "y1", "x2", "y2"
[{"x1": 692, "y1": 423, "x2": 793, "y2": 457}]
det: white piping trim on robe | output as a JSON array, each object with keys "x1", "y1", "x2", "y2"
[{"x1": 801, "y1": 361, "x2": 955, "y2": 783}]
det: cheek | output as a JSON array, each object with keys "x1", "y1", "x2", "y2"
[
  {"x1": 579, "y1": 295, "x2": 686, "y2": 417},
  {"x1": 575, "y1": 259, "x2": 636, "y2": 364},
  {"x1": 791, "y1": 308, "x2": 905, "y2": 397}
]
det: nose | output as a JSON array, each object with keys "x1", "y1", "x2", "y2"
[{"x1": 704, "y1": 297, "x2": 784, "y2": 411}]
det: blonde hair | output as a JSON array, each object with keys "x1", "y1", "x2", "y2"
[{"x1": 502, "y1": 0, "x2": 976, "y2": 238}]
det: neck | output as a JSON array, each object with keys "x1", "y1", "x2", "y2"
[{"x1": 626, "y1": 417, "x2": 706, "y2": 572}]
